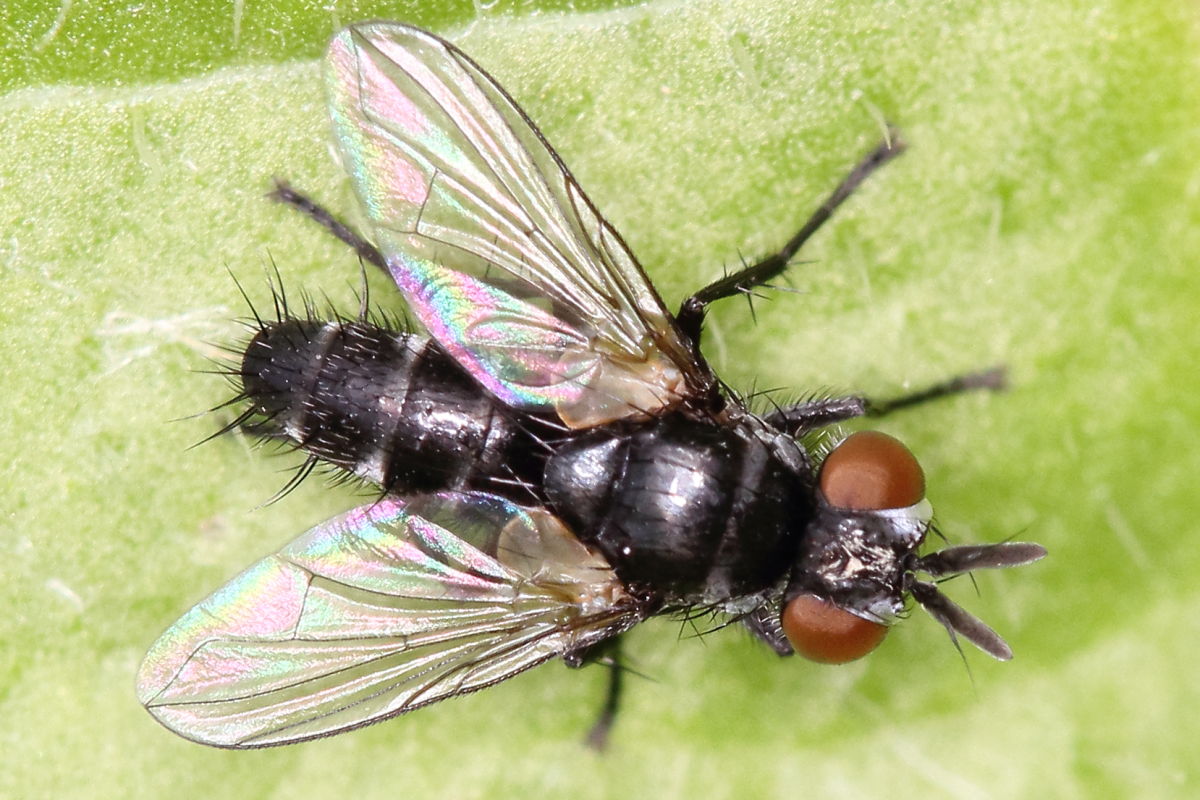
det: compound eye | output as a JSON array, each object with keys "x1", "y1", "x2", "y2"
[
  {"x1": 819, "y1": 430, "x2": 925, "y2": 510},
  {"x1": 782, "y1": 594, "x2": 888, "y2": 663}
]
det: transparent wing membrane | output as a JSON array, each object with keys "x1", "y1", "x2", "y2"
[
  {"x1": 325, "y1": 22, "x2": 705, "y2": 427},
  {"x1": 137, "y1": 493, "x2": 642, "y2": 747}
]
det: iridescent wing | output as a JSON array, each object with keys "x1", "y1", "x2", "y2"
[
  {"x1": 325, "y1": 22, "x2": 708, "y2": 428},
  {"x1": 137, "y1": 493, "x2": 644, "y2": 748}
]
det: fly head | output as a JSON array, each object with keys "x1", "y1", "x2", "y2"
[{"x1": 780, "y1": 430, "x2": 1046, "y2": 663}]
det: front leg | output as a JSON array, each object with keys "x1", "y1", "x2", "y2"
[
  {"x1": 741, "y1": 603, "x2": 794, "y2": 656},
  {"x1": 767, "y1": 367, "x2": 1007, "y2": 435}
]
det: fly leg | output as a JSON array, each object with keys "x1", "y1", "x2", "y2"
[
  {"x1": 564, "y1": 636, "x2": 625, "y2": 750},
  {"x1": 268, "y1": 180, "x2": 388, "y2": 272},
  {"x1": 741, "y1": 603, "x2": 794, "y2": 655},
  {"x1": 676, "y1": 130, "x2": 906, "y2": 346},
  {"x1": 766, "y1": 367, "x2": 1008, "y2": 435}
]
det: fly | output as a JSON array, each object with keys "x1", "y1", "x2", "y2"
[{"x1": 137, "y1": 21, "x2": 1046, "y2": 749}]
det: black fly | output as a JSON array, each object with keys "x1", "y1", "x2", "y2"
[{"x1": 137, "y1": 22, "x2": 1046, "y2": 749}]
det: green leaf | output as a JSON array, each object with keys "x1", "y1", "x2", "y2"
[{"x1": 3, "y1": 0, "x2": 1198, "y2": 797}]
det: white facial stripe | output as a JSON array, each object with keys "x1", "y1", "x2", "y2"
[{"x1": 870, "y1": 498, "x2": 933, "y2": 523}]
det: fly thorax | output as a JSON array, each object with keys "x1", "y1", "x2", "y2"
[{"x1": 545, "y1": 414, "x2": 804, "y2": 603}]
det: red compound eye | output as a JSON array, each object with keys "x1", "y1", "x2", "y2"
[
  {"x1": 819, "y1": 430, "x2": 925, "y2": 510},
  {"x1": 782, "y1": 594, "x2": 888, "y2": 663}
]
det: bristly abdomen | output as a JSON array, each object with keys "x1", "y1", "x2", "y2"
[{"x1": 238, "y1": 318, "x2": 546, "y2": 497}]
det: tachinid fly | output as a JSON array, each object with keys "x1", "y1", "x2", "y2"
[{"x1": 138, "y1": 21, "x2": 1047, "y2": 749}]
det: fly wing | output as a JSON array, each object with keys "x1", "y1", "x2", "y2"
[
  {"x1": 325, "y1": 22, "x2": 707, "y2": 428},
  {"x1": 137, "y1": 493, "x2": 643, "y2": 748}
]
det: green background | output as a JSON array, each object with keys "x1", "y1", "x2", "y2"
[{"x1": 3, "y1": 0, "x2": 1198, "y2": 797}]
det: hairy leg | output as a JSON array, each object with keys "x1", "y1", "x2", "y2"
[
  {"x1": 676, "y1": 129, "x2": 906, "y2": 345},
  {"x1": 766, "y1": 367, "x2": 1007, "y2": 435}
]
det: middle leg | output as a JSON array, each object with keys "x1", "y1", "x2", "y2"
[{"x1": 565, "y1": 636, "x2": 626, "y2": 750}]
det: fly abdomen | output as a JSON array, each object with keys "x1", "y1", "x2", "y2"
[{"x1": 239, "y1": 319, "x2": 528, "y2": 494}]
